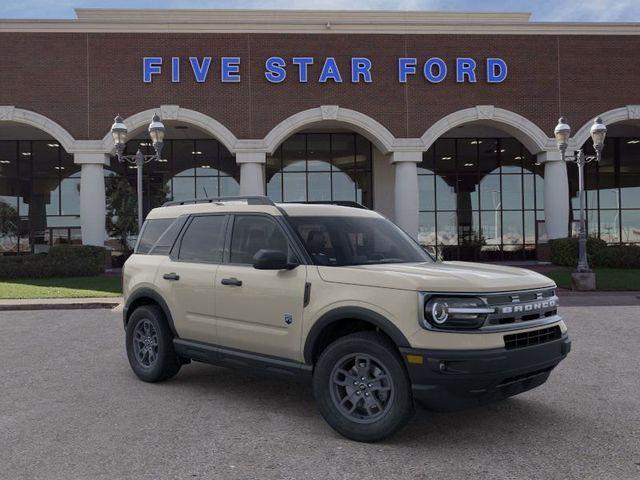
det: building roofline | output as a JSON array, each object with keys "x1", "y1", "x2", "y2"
[{"x1": 0, "y1": 8, "x2": 639, "y2": 35}]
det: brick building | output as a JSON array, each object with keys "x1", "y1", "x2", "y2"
[{"x1": 0, "y1": 9, "x2": 639, "y2": 260}]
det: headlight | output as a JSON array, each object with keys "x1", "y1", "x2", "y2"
[{"x1": 422, "y1": 296, "x2": 494, "y2": 330}]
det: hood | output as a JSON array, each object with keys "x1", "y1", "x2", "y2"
[{"x1": 317, "y1": 261, "x2": 555, "y2": 293}]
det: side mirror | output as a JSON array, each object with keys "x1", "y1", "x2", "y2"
[{"x1": 252, "y1": 249, "x2": 297, "y2": 270}]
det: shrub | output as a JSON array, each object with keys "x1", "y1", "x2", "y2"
[
  {"x1": 549, "y1": 237, "x2": 607, "y2": 267},
  {"x1": 0, "y1": 245, "x2": 106, "y2": 279},
  {"x1": 550, "y1": 237, "x2": 640, "y2": 268},
  {"x1": 593, "y1": 245, "x2": 640, "y2": 268}
]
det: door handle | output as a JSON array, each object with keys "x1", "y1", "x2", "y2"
[
  {"x1": 162, "y1": 272, "x2": 180, "y2": 281},
  {"x1": 221, "y1": 277, "x2": 242, "y2": 287}
]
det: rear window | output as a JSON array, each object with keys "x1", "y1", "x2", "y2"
[{"x1": 135, "y1": 218, "x2": 175, "y2": 254}]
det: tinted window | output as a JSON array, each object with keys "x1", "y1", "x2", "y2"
[
  {"x1": 148, "y1": 216, "x2": 187, "y2": 255},
  {"x1": 178, "y1": 215, "x2": 227, "y2": 263},
  {"x1": 230, "y1": 216, "x2": 289, "y2": 264},
  {"x1": 136, "y1": 218, "x2": 174, "y2": 254},
  {"x1": 289, "y1": 216, "x2": 432, "y2": 266}
]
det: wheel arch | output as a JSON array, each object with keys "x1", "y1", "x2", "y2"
[
  {"x1": 303, "y1": 307, "x2": 411, "y2": 365},
  {"x1": 123, "y1": 287, "x2": 178, "y2": 337}
]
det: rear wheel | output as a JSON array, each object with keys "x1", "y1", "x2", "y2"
[
  {"x1": 313, "y1": 331, "x2": 414, "y2": 442},
  {"x1": 126, "y1": 305, "x2": 181, "y2": 382}
]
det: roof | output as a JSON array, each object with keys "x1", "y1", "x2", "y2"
[
  {"x1": 0, "y1": 9, "x2": 639, "y2": 35},
  {"x1": 146, "y1": 201, "x2": 381, "y2": 220}
]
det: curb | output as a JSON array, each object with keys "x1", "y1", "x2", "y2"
[{"x1": 0, "y1": 299, "x2": 122, "y2": 312}]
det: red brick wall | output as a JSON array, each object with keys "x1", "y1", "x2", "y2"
[{"x1": 1, "y1": 32, "x2": 639, "y2": 142}]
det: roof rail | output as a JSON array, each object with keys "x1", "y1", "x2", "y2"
[
  {"x1": 162, "y1": 196, "x2": 276, "y2": 207},
  {"x1": 284, "y1": 200, "x2": 369, "y2": 210}
]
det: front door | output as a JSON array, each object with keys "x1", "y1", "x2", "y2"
[
  {"x1": 215, "y1": 214, "x2": 307, "y2": 361},
  {"x1": 156, "y1": 214, "x2": 229, "y2": 345}
]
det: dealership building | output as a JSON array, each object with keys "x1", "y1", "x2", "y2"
[{"x1": 1, "y1": 8, "x2": 639, "y2": 260}]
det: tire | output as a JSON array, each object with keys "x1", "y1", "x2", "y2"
[
  {"x1": 313, "y1": 331, "x2": 414, "y2": 442},
  {"x1": 126, "y1": 304, "x2": 181, "y2": 382}
]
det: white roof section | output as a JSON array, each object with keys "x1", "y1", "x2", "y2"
[
  {"x1": 145, "y1": 200, "x2": 380, "y2": 219},
  {"x1": 0, "y1": 9, "x2": 639, "y2": 35}
]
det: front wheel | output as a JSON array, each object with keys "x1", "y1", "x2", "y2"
[
  {"x1": 125, "y1": 305, "x2": 181, "y2": 382},
  {"x1": 313, "y1": 331, "x2": 414, "y2": 442}
]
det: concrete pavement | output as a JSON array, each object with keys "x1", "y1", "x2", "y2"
[{"x1": 0, "y1": 307, "x2": 639, "y2": 479}]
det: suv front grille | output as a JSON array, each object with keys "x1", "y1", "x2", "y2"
[
  {"x1": 504, "y1": 326, "x2": 562, "y2": 350},
  {"x1": 484, "y1": 288, "x2": 558, "y2": 327}
]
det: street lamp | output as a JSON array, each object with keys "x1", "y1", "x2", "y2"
[
  {"x1": 554, "y1": 116, "x2": 607, "y2": 274},
  {"x1": 110, "y1": 113, "x2": 165, "y2": 233}
]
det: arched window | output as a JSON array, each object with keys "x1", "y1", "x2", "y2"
[{"x1": 266, "y1": 133, "x2": 373, "y2": 207}]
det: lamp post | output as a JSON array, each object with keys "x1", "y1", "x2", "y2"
[
  {"x1": 554, "y1": 116, "x2": 607, "y2": 274},
  {"x1": 110, "y1": 114, "x2": 166, "y2": 233}
]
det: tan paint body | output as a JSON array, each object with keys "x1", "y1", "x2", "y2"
[{"x1": 124, "y1": 202, "x2": 565, "y2": 363}]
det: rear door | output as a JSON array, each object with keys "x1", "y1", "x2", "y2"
[
  {"x1": 156, "y1": 214, "x2": 229, "y2": 344},
  {"x1": 214, "y1": 214, "x2": 307, "y2": 361}
]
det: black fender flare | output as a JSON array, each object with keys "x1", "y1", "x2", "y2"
[
  {"x1": 303, "y1": 306, "x2": 410, "y2": 364},
  {"x1": 123, "y1": 287, "x2": 178, "y2": 337}
]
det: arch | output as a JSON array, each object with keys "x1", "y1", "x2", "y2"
[
  {"x1": 572, "y1": 105, "x2": 640, "y2": 148},
  {"x1": 420, "y1": 105, "x2": 553, "y2": 154},
  {"x1": 0, "y1": 106, "x2": 76, "y2": 153},
  {"x1": 263, "y1": 106, "x2": 396, "y2": 155},
  {"x1": 100, "y1": 105, "x2": 239, "y2": 155}
]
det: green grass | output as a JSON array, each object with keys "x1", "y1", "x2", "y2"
[
  {"x1": 0, "y1": 275, "x2": 122, "y2": 299},
  {"x1": 545, "y1": 268, "x2": 640, "y2": 291}
]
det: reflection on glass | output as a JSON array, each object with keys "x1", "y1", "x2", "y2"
[
  {"x1": 435, "y1": 176, "x2": 456, "y2": 210},
  {"x1": 265, "y1": 133, "x2": 372, "y2": 207},
  {"x1": 599, "y1": 210, "x2": 620, "y2": 243},
  {"x1": 196, "y1": 177, "x2": 218, "y2": 198},
  {"x1": 621, "y1": 211, "x2": 640, "y2": 243},
  {"x1": 436, "y1": 211, "x2": 457, "y2": 245},
  {"x1": 501, "y1": 175, "x2": 523, "y2": 210},
  {"x1": 418, "y1": 175, "x2": 435, "y2": 211}
]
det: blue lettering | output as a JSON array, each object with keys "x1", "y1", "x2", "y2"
[
  {"x1": 487, "y1": 58, "x2": 508, "y2": 83},
  {"x1": 171, "y1": 57, "x2": 180, "y2": 83},
  {"x1": 143, "y1": 57, "x2": 162, "y2": 83},
  {"x1": 398, "y1": 58, "x2": 417, "y2": 83},
  {"x1": 424, "y1": 57, "x2": 447, "y2": 83},
  {"x1": 319, "y1": 57, "x2": 342, "y2": 83},
  {"x1": 189, "y1": 57, "x2": 211, "y2": 83},
  {"x1": 351, "y1": 57, "x2": 372, "y2": 83},
  {"x1": 292, "y1": 57, "x2": 314, "y2": 82},
  {"x1": 456, "y1": 58, "x2": 477, "y2": 83},
  {"x1": 265, "y1": 56, "x2": 287, "y2": 83},
  {"x1": 221, "y1": 57, "x2": 241, "y2": 83}
]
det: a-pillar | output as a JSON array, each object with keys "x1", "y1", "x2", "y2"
[
  {"x1": 538, "y1": 151, "x2": 569, "y2": 239},
  {"x1": 75, "y1": 152, "x2": 109, "y2": 246},
  {"x1": 391, "y1": 151, "x2": 421, "y2": 239},
  {"x1": 237, "y1": 151, "x2": 266, "y2": 196}
]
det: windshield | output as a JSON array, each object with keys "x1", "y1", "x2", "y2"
[{"x1": 288, "y1": 216, "x2": 433, "y2": 266}]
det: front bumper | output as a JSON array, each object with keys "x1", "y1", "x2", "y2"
[{"x1": 400, "y1": 334, "x2": 571, "y2": 411}]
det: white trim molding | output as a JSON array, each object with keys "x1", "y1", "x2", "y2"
[
  {"x1": 263, "y1": 106, "x2": 397, "y2": 155},
  {"x1": 100, "y1": 105, "x2": 239, "y2": 154},
  {"x1": 0, "y1": 106, "x2": 76, "y2": 153},
  {"x1": 421, "y1": 105, "x2": 553, "y2": 154},
  {"x1": 571, "y1": 105, "x2": 640, "y2": 149}
]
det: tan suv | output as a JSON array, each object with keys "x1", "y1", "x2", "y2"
[{"x1": 122, "y1": 196, "x2": 570, "y2": 442}]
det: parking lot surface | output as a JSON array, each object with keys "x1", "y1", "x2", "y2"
[{"x1": 1, "y1": 306, "x2": 639, "y2": 480}]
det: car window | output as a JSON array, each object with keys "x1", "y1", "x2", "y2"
[
  {"x1": 289, "y1": 216, "x2": 432, "y2": 266},
  {"x1": 230, "y1": 215, "x2": 290, "y2": 264},
  {"x1": 148, "y1": 216, "x2": 187, "y2": 255},
  {"x1": 136, "y1": 218, "x2": 174, "y2": 254},
  {"x1": 178, "y1": 215, "x2": 227, "y2": 263}
]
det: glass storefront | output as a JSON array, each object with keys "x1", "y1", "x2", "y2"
[
  {"x1": 106, "y1": 138, "x2": 240, "y2": 252},
  {"x1": 266, "y1": 133, "x2": 373, "y2": 207},
  {"x1": 570, "y1": 137, "x2": 640, "y2": 244},
  {"x1": 418, "y1": 138, "x2": 545, "y2": 261},
  {"x1": 0, "y1": 140, "x2": 81, "y2": 253}
]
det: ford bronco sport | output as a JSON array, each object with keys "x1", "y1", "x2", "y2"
[{"x1": 122, "y1": 196, "x2": 570, "y2": 442}]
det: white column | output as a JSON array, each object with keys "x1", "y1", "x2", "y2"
[
  {"x1": 391, "y1": 151, "x2": 421, "y2": 239},
  {"x1": 237, "y1": 151, "x2": 266, "y2": 196},
  {"x1": 75, "y1": 153, "x2": 109, "y2": 246},
  {"x1": 538, "y1": 151, "x2": 569, "y2": 239}
]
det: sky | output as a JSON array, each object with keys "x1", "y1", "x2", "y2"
[{"x1": 1, "y1": 0, "x2": 640, "y2": 22}]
